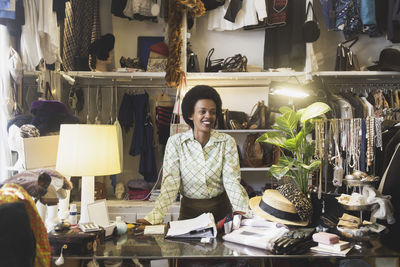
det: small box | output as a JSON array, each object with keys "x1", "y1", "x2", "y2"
[
  {"x1": 49, "y1": 227, "x2": 105, "y2": 256},
  {"x1": 88, "y1": 200, "x2": 116, "y2": 237}
]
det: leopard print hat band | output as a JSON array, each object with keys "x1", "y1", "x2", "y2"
[{"x1": 277, "y1": 183, "x2": 312, "y2": 222}]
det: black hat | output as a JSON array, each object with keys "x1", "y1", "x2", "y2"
[
  {"x1": 88, "y1": 34, "x2": 115, "y2": 60},
  {"x1": 202, "y1": 0, "x2": 224, "y2": 11},
  {"x1": 367, "y1": 47, "x2": 400, "y2": 71}
]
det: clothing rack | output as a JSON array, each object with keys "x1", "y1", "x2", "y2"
[{"x1": 316, "y1": 74, "x2": 400, "y2": 93}]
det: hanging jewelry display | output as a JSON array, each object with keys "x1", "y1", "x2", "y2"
[
  {"x1": 314, "y1": 120, "x2": 325, "y2": 199},
  {"x1": 331, "y1": 119, "x2": 344, "y2": 187},
  {"x1": 366, "y1": 116, "x2": 375, "y2": 169},
  {"x1": 375, "y1": 117, "x2": 383, "y2": 151}
]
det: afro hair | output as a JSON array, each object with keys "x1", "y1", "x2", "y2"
[{"x1": 181, "y1": 85, "x2": 222, "y2": 129}]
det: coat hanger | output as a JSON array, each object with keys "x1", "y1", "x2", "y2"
[
  {"x1": 156, "y1": 87, "x2": 174, "y2": 107},
  {"x1": 341, "y1": 36, "x2": 358, "y2": 48}
]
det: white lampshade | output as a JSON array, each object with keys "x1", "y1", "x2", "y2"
[
  {"x1": 56, "y1": 124, "x2": 121, "y2": 223},
  {"x1": 56, "y1": 124, "x2": 121, "y2": 176}
]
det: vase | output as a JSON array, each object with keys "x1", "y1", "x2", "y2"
[{"x1": 115, "y1": 216, "x2": 127, "y2": 235}]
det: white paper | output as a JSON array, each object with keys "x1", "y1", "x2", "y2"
[
  {"x1": 166, "y1": 213, "x2": 216, "y2": 238},
  {"x1": 222, "y1": 226, "x2": 289, "y2": 250},
  {"x1": 144, "y1": 225, "x2": 166, "y2": 235}
]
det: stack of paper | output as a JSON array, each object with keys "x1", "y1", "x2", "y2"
[
  {"x1": 222, "y1": 226, "x2": 289, "y2": 250},
  {"x1": 165, "y1": 213, "x2": 217, "y2": 239},
  {"x1": 310, "y1": 244, "x2": 353, "y2": 256}
]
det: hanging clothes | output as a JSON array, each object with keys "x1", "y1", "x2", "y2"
[
  {"x1": 0, "y1": 0, "x2": 24, "y2": 36},
  {"x1": 263, "y1": 0, "x2": 306, "y2": 71},
  {"x1": 62, "y1": 0, "x2": 101, "y2": 71},
  {"x1": 129, "y1": 93, "x2": 157, "y2": 182},
  {"x1": 156, "y1": 105, "x2": 173, "y2": 145}
]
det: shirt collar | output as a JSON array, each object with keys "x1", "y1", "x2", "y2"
[{"x1": 180, "y1": 129, "x2": 225, "y2": 146}]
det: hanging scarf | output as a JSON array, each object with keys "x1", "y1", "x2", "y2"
[{"x1": 165, "y1": 0, "x2": 205, "y2": 87}]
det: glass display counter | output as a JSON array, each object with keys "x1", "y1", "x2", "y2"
[{"x1": 59, "y1": 234, "x2": 400, "y2": 261}]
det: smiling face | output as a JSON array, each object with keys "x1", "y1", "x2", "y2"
[{"x1": 190, "y1": 99, "x2": 217, "y2": 134}]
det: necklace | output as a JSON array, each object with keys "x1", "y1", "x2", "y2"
[{"x1": 331, "y1": 119, "x2": 344, "y2": 187}]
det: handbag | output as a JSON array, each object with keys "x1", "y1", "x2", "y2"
[
  {"x1": 224, "y1": 110, "x2": 248, "y2": 129},
  {"x1": 248, "y1": 101, "x2": 272, "y2": 129},
  {"x1": 187, "y1": 52, "x2": 200, "y2": 72},
  {"x1": 302, "y1": 2, "x2": 320, "y2": 43},
  {"x1": 241, "y1": 133, "x2": 264, "y2": 167},
  {"x1": 204, "y1": 48, "x2": 224, "y2": 72},
  {"x1": 147, "y1": 58, "x2": 167, "y2": 72},
  {"x1": 221, "y1": 54, "x2": 248, "y2": 72},
  {"x1": 334, "y1": 37, "x2": 360, "y2": 71}
]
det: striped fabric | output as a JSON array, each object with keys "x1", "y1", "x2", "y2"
[{"x1": 62, "y1": 0, "x2": 101, "y2": 71}]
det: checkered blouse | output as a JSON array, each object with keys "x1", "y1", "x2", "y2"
[{"x1": 145, "y1": 130, "x2": 249, "y2": 225}]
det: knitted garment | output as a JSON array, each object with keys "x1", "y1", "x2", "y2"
[
  {"x1": 0, "y1": 183, "x2": 50, "y2": 267},
  {"x1": 165, "y1": 0, "x2": 205, "y2": 87}
]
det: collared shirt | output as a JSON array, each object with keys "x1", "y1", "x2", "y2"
[{"x1": 145, "y1": 129, "x2": 249, "y2": 225}]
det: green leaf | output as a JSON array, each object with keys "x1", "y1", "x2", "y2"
[
  {"x1": 269, "y1": 165, "x2": 291, "y2": 180},
  {"x1": 271, "y1": 125, "x2": 292, "y2": 137},
  {"x1": 278, "y1": 157, "x2": 294, "y2": 166},
  {"x1": 300, "y1": 160, "x2": 321, "y2": 171},
  {"x1": 284, "y1": 137, "x2": 297, "y2": 151},
  {"x1": 294, "y1": 131, "x2": 305, "y2": 148},
  {"x1": 275, "y1": 109, "x2": 298, "y2": 135},
  {"x1": 256, "y1": 131, "x2": 287, "y2": 148},
  {"x1": 300, "y1": 102, "x2": 331, "y2": 123},
  {"x1": 278, "y1": 106, "x2": 293, "y2": 114}
]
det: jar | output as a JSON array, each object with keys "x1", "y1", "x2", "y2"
[{"x1": 115, "y1": 216, "x2": 127, "y2": 235}]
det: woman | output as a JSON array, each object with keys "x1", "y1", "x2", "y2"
[
  {"x1": 138, "y1": 85, "x2": 249, "y2": 226},
  {"x1": 88, "y1": 33, "x2": 115, "y2": 72}
]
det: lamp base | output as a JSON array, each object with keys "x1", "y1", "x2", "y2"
[{"x1": 79, "y1": 176, "x2": 95, "y2": 224}]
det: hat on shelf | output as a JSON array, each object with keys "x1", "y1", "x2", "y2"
[
  {"x1": 249, "y1": 183, "x2": 312, "y2": 226},
  {"x1": 88, "y1": 33, "x2": 115, "y2": 60},
  {"x1": 367, "y1": 47, "x2": 400, "y2": 71},
  {"x1": 150, "y1": 42, "x2": 169, "y2": 57}
]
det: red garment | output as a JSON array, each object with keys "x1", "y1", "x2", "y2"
[{"x1": 128, "y1": 189, "x2": 150, "y2": 200}]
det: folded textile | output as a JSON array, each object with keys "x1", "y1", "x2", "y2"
[{"x1": 363, "y1": 185, "x2": 395, "y2": 224}]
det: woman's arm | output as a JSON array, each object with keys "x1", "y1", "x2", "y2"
[
  {"x1": 221, "y1": 135, "x2": 250, "y2": 214},
  {"x1": 144, "y1": 136, "x2": 181, "y2": 225}
]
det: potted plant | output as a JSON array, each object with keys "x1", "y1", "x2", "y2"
[{"x1": 256, "y1": 102, "x2": 331, "y2": 196}]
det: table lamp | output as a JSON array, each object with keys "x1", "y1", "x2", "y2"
[{"x1": 56, "y1": 124, "x2": 121, "y2": 223}]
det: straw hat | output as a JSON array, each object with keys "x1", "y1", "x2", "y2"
[{"x1": 249, "y1": 185, "x2": 311, "y2": 226}]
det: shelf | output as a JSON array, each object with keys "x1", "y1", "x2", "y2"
[
  {"x1": 217, "y1": 129, "x2": 277, "y2": 133},
  {"x1": 186, "y1": 72, "x2": 307, "y2": 87},
  {"x1": 240, "y1": 167, "x2": 270, "y2": 171},
  {"x1": 64, "y1": 71, "x2": 166, "y2": 79},
  {"x1": 315, "y1": 71, "x2": 400, "y2": 78}
]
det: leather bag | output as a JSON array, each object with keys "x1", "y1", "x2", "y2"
[
  {"x1": 241, "y1": 133, "x2": 264, "y2": 167},
  {"x1": 302, "y1": 2, "x2": 320, "y2": 43},
  {"x1": 224, "y1": 110, "x2": 248, "y2": 129},
  {"x1": 335, "y1": 37, "x2": 360, "y2": 71},
  {"x1": 248, "y1": 100, "x2": 272, "y2": 129},
  {"x1": 204, "y1": 48, "x2": 224, "y2": 72}
]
